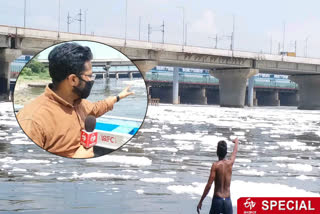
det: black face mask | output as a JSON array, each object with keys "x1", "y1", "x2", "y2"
[{"x1": 73, "y1": 77, "x2": 94, "y2": 99}]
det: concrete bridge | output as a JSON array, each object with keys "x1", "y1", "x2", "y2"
[
  {"x1": 1, "y1": 25, "x2": 320, "y2": 109},
  {"x1": 145, "y1": 70, "x2": 298, "y2": 106},
  {"x1": 38, "y1": 59, "x2": 140, "y2": 79}
]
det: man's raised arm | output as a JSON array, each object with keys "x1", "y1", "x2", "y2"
[{"x1": 230, "y1": 138, "x2": 239, "y2": 164}]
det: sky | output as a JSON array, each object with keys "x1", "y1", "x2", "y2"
[{"x1": 1, "y1": 0, "x2": 320, "y2": 58}]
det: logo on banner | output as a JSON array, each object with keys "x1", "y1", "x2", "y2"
[
  {"x1": 244, "y1": 198, "x2": 256, "y2": 210},
  {"x1": 238, "y1": 197, "x2": 319, "y2": 214}
]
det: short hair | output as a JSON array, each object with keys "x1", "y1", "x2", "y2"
[
  {"x1": 217, "y1": 140, "x2": 227, "y2": 159},
  {"x1": 48, "y1": 42, "x2": 93, "y2": 85}
]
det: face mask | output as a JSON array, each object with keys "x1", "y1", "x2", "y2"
[{"x1": 73, "y1": 78, "x2": 94, "y2": 99}]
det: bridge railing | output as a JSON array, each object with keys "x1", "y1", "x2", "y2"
[
  {"x1": 146, "y1": 71, "x2": 219, "y2": 85},
  {"x1": 145, "y1": 70, "x2": 298, "y2": 89}
]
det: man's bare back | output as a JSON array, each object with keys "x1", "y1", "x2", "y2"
[
  {"x1": 197, "y1": 138, "x2": 239, "y2": 214},
  {"x1": 212, "y1": 159, "x2": 233, "y2": 198}
]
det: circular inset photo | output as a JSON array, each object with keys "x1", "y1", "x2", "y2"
[{"x1": 13, "y1": 41, "x2": 148, "y2": 159}]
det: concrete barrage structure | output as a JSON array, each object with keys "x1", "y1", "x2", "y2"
[{"x1": 0, "y1": 25, "x2": 319, "y2": 109}]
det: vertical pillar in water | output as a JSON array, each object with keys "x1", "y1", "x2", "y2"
[
  {"x1": 247, "y1": 76, "x2": 255, "y2": 107},
  {"x1": 173, "y1": 67, "x2": 180, "y2": 104},
  {"x1": 289, "y1": 75, "x2": 320, "y2": 110},
  {"x1": 129, "y1": 72, "x2": 133, "y2": 80},
  {"x1": 0, "y1": 49, "x2": 22, "y2": 100}
]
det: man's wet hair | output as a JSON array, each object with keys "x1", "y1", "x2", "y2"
[
  {"x1": 217, "y1": 140, "x2": 227, "y2": 159},
  {"x1": 48, "y1": 42, "x2": 93, "y2": 86}
]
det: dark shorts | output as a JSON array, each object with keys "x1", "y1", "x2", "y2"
[{"x1": 209, "y1": 196, "x2": 233, "y2": 214}]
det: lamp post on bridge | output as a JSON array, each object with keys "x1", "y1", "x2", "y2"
[
  {"x1": 177, "y1": 6, "x2": 185, "y2": 47},
  {"x1": 208, "y1": 35, "x2": 219, "y2": 49},
  {"x1": 304, "y1": 35, "x2": 310, "y2": 57},
  {"x1": 124, "y1": 0, "x2": 128, "y2": 45},
  {"x1": 147, "y1": 22, "x2": 165, "y2": 43},
  {"x1": 23, "y1": 0, "x2": 26, "y2": 28}
]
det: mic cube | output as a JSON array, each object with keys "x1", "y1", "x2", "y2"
[{"x1": 80, "y1": 130, "x2": 98, "y2": 148}]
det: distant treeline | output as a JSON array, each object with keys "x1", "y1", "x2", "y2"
[{"x1": 20, "y1": 60, "x2": 50, "y2": 80}]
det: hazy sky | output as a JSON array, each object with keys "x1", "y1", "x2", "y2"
[{"x1": 1, "y1": 0, "x2": 320, "y2": 58}]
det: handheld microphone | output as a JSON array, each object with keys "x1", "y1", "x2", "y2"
[{"x1": 80, "y1": 115, "x2": 98, "y2": 148}]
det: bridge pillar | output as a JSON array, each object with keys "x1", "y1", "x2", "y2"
[
  {"x1": 247, "y1": 76, "x2": 255, "y2": 107},
  {"x1": 201, "y1": 87, "x2": 207, "y2": 105},
  {"x1": 206, "y1": 88, "x2": 219, "y2": 105},
  {"x1": 279, "y1": 91, "x2": 298, "y2": 106},
  {"x1": 256, "y1": 90, "x2": 280, "y2": 106},
  {"x1": 128, "y1": 72, "x2": 133, "y2": 80},
  {"x1": 173, "y1": 67, "x2": 180, "y2": 104},
  {"x1": 180, "y1": 87, "x2": 207, "y2": 105},
  {"x1": 0, "y1": 48, "x2": 22, "y2": 100},
  {"x1": 149, "y1": 86, "x2": 172, "y2": 103},
  {"x1": 210, "y1": 68, "x2": 258, "y2": 107},
  {"x1": 289, "y1": 75, "x2": 320, "y2": 110},
  {"x1": 253, "y1": 89, "x2": 258, "y2": 106},
  {"x1": 132, "y1": 60, "x2": 158, "y2": 79}
]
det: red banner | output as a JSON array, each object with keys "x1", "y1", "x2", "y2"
[{"x1": 238, "y1": 197, "x2": 320, "y2": 214}]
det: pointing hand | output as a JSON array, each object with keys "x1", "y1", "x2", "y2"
[
  {"x1": 118, "y1": 85, "x2": 135, "y2": 100},
  {"x1": 232, "y1": 138, "x2": 239, "y2": 144}
]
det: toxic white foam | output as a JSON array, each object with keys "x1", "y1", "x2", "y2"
[
  {"x1": 35, "y1": 172, "x2": 52, "y2": 176},
  {"x1": 0, "y1": 157, "x2": 50, "y2": 164},
  {"x1": 72, "y1": 172, "x2": 135, "y2": 180},
  {"x1": 86, "y1": 155, "x2": 152, "y2": 166},
  {"x1": 167, "y1": 180, "x2": 320, "y2": 203},
  {"x1": 288, "y1": 164, "x2": 313, "y2": 172},
  {"x1": 10, "y1": 139, "x2": 33, "y2": 145},
  {"x1": 135, "y1": 189, "x2": 144, "y2": 194},
  {"x1": 144, "y1": 147, "x2": 178, "y2": 153},
  {"x1": 161, "y1": 133, "x2": 203, "y2": 141},
  {"x1": 140, "y1": 177, "x2": 174, "y2": 183},
  {"x1": 238, "y1": 169, "x2": 265, "y2": 176},
  {"x1": 236, "y1": 159, "x2": 252, "y2": 163},
  {"x1": 296, "y1": 175, "x2": 317, "y2": 181},
  {"x1": 272, "y1": 157, "x2": 296, "y2": 161},
  {"x1": 277, "y1": 140, "x2": 316, "y2": 151}
]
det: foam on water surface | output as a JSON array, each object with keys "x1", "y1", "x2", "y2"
[
  {"x1": 86, "y1": 155, "x2": 152, "y2": 166},
  {"x1": 140, "y1": 177, "x2": 174, "y2": 183},
  {"x1": 167, "y1": 180, "x2": 320, "y2": 204},
  {"x1": 287, "y1": 164, "x2": 313, "y2": 172}
]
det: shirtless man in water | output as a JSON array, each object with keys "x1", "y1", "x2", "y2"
[{"x1": 197, "y1": 138, "x2": 239, "y2": 214}]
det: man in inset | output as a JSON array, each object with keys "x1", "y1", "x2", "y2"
[
  {"x1": 17, "y1": 42, "x2": 134, "y2": 158},
  {"x1": 197, "y1": 138, "x2": 239, "y2": 214}
]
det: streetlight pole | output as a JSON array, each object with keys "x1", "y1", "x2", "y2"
[
  {"x1": 24, "y1": 0, "x2": 26, "y2": 28},
  {"x1": 139, "y1": 16, "x2": 141, "y2": 40},
  {"x1": 208, "y1": 35, "x2": 218, "y2": 49},
  {"x1": 231, "y1": 15, "x2": 235, "y2": 50},
  {"x1": 79, "y1": 9, "x2": 82, "y2": 34},
  {"x1": 305, "y1": 36, "x2": 310, "y2": 57},
  {"x1": 84, "y1": 9, "x2": 88, "y2": 34},
  {"x1": 58, "y1": 0, "x2": 61, "y2": 35},
  {"x1": 185, "y1": 23, "x2": 188, "y2": 45},
  {"x1": 282, "y1": 21, "x2": 286, "y2": 52},
  {"x1": 125, "y1": 0, "x2": 128, "y2": 45},
  {"x1": 177, "y1": 7, "x2": 185, "y2": 46}
]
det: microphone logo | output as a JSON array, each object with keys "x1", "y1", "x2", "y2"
[
  {"x1": 90, "y1": 134, "x2": 96, "y2": 142},
  {"x1": 81, "y1": 134, "x2": 87, "y2": 141}
]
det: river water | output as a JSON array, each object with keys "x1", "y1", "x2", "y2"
[{"x1": 0, "y1": 100, "x2": 319, "y2": 213}]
